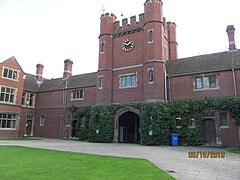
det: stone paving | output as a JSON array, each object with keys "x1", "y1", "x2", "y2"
[{"x1": 0, "y1": 139, "x2": 239, "y2": 180}]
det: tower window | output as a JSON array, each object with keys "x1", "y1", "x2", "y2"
[
  {"x1": 120, "y1": 73, "x2": 137, "y2": 88},
  {"x1": 148, "y1": 68, "x2": 154, "y2": 83},
  {"x1": 164, "y1": 46, "x2": 168, "y2": 60},
  {"x1": 100, "y1": 42, "x2": 105, "y2": 54},
  {"x1": 148, "y1": 29, "x2": 153, "y2": 43},
  {"x1": 99, "y1": 75, "x2": 103, "y2": 89}
]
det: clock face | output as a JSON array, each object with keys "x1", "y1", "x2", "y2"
[{"x1": 122, "y1": 39, "x2": 134, "y2": 52}]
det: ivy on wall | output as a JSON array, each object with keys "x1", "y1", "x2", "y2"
[{"x1": 75, "y1": 97, "x2": 240, "y2": 145}]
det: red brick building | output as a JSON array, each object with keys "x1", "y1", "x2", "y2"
[{"x1": 0, "y1": 0, "x2": 239, "y2": 147}]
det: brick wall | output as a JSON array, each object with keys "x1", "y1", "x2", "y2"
[
  {"x1": 0, "y1": 57, "x2": 25, "y2": 137},
  {"x1": 170, "y1": 71, "x2": 237, "y2": 101}
]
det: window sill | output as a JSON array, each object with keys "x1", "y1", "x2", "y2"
[
  {"x1": 176, "y1": 126, "x2": 182, "y2": 129},
  {"x1": 119, "y1": 86, "x2": 137, "y2": 89},
  {"x1": 220, "y1": 125, "x2": 229, "y2": 129},
  {"x1": 1, "y1": 77, "x2": 19, "y2": 82},
  {"x1": 0, "y1": 128, "x2": 17, "y2": 130},
  {"x1": 0, "y1": 101, "x2": 16, "y2": 105},
  {"x1": 148, "y1": 41, "x2": 153, "y2": 44},
  {"x1": 148, "y1": 81, "x2": 154, "y2": 84},
  {"x1": 189, "y1": 125, "x2": 196, "y2": 129},
  {"x1": 194, "y1": 87, "x2": 219, "y2": 91},
  {"x1": 71, "y1": 98, "x2": 84, "y2": 101}
]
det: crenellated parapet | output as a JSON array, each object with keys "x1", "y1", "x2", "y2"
[{"x1": 100, "y1": 0, "x2": 165, "y2": 37}]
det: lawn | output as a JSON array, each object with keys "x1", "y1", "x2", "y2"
[
  {"x1": 0, "y1": 146, "x2": 174, "y2": 180},
  {"x1": 228, "y1": 149, "x2": 240, "y2": 154}
]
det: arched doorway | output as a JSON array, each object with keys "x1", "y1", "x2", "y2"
[
  {"x1": 113, "y1": 108, "x2": 140, "y2": 143},
  {"x1": 202, "y1": 119, "x2": 216, "y2": 145}
]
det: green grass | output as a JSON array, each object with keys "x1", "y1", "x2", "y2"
[
  {"x1": 228, "y1": 149, "x2": 240, "y2": 154},
  {"x1": 0, "y1": 146, "x2": 174, "y2": 180},
  {"x1": 0, "y1": 137, "x2": 42, "y2": 140}
]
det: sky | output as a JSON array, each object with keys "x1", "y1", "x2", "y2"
[{"x1": 0, "y1": 0, "x2": 239, "y2": 78}]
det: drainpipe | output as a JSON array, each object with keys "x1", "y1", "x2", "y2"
[
  {"x1": 164, "y1": 70, "x2": 168, "y2": 102},
  {"x1": 232, "y1": 67, "x2": 238, "y2": 96},
  {"x1": 168, "y1": 75, "x2": 172, "y2": 102},
  {"x1": 61, "y1": 79, "x2": 68, "y2": 138}
]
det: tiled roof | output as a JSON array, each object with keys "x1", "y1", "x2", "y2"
[
  {"x1": 37, "y1": 72, "x2": 97, "y2": 92},
  {"x1": 23, "y1": 74, "x2": 40, "y2": 92},
  {"x1": 167, "y1": 50, "x2": 240, "y2": 77}
]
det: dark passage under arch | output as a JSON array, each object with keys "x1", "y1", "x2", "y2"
[{"x1": 118, "y1": 111, "x2": 140, "y2": 143}]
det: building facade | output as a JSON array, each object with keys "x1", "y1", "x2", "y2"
[{"x1": 0, "y1": 0, "x2": 239, "y2": 147}]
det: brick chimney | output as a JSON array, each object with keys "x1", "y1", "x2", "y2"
[
  {"x1": 63, "y1": 59, "x2": 73, "y2": 78},
  {"x1": 226, "y1": 25, "x2": 236, "y2": 51},
  {"x1": 36, "y1": 64, "x2": 44, "y2": 81}
]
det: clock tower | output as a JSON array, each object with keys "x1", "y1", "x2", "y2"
[{"x1": 96, "y1": 0, "x2": 178, "y2": 104}]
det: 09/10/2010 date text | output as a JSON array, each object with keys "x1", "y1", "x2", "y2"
[{"x1": 188, "y1": 151, "x2": 225, "y2": 158}]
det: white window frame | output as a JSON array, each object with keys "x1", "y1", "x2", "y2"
[
  {"x1": 0, "y1": 113, "x2": 18, "y2": 130},
  {"x1": 100, "y1": 41, "x2": 105, "y2": 54},
  {"x1": 2, "y1": 66, "x2": 19, "y2": 81},
  {"x1": 71, "y1": 89, "x2": 84, "y2": 100},
  {"x1": 219, "y1": 112, "x2": 229, "y2": 128},
  {"x1": 148, "y1": 29, "x2": 153, "y2": 43},
  {"x1": 21, "y1": 91, "x2": 27, "y2": 106},
  {"x1": 28, "y1": 93, "x2": 36, "y2": 107},
  {"x1": 194, "y1": 74, "x2": 218, "y2": 90},
  {"x1": 0, "y1": 85, "x2": 17, "y2": 104},
  {"x1": 119, "y1": 72, "x2": 137, "y2": 89},
  {"x1": 148, "y1": 67, "x2": 154, "y2": 84},
  {"x1": 99, "y1": 75, "x2": 103, "y2": 89},
  {"x1": 40, "y1": 116, "x2": 45, "y2": 126}
]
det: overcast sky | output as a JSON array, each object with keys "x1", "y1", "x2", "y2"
[{"x1": 0, "y1": 0, "x2": 239, "y2": 78}]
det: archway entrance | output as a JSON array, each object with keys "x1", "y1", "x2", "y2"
[
  {"x1": 202, "y1": 119, "x2": 216, "y2": 145},
  {"x1": 113, "y1": 108, "x2": 140, "y2": 143}
]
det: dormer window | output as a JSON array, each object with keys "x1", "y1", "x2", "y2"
[{"x1": 2, "y1": 67, "x2": 19, "y2": 81}]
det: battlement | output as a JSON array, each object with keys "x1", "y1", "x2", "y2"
[
  {"x1": 144, "y1": 0, "x2": 162, "y2": 5},
  {"x1": 100, "y1": 0, "x2": 168, "y2": 36},
  {"x1": 100, "y1": 13, "x2": 117, "y2": 20}
]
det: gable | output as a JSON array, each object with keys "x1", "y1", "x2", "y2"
[{"x1": 0, "y1": 56, "x2": 25, "y2": 73}]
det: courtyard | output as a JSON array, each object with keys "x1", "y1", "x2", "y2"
[{"x1": 0, "y1": 139, "x2": 239, "y2": 179}]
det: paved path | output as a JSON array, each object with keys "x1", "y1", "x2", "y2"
[{"x1": 0, "y1": 139, "x2": 240, "y2": 180}]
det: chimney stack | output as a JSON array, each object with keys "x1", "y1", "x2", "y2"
[
  {"x1": 63, "y1": 59, "x2": 73, "y2": 78},
  {"x1": 226, "y1": 25, "x2": 236, "y2": 51},
  {"x1": 36, "y1": 64, "x2": 44, "y2": 81}
]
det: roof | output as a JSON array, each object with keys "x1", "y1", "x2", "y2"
[
  {"x1": 167, "y1": 50, "x2": 240, "y2": 77},
  {"x1": 23, "y1": 74, "x2": 40, "y2": 92},
  {"x1": 37, "y1": 72, "x2": 97, "y2": 92}
]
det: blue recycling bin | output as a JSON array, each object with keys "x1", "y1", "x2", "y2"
[{"x1": 171, "y1": 134, "x2": 179, "y2": 146}]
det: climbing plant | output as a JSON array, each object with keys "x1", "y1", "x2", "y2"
[{"x1": 75, "y1": 97, "x2": 240, "y2": 146}]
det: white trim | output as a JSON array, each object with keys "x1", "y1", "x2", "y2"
[
  {"x1": 2, "y1": 66, "x2": 20, "y2": 82},
  {"x1": 98, "y1": 59, "x2": 165, "y2": 72}
]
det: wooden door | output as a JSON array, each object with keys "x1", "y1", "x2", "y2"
[{"x1": 202, "y1": 119, "x2": 216, "y2": 144}]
